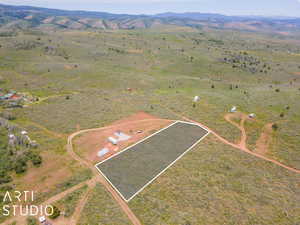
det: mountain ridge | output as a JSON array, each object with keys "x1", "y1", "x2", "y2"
[{"x1": 0, "y1": 3, "x2": 299, "y2": 33}]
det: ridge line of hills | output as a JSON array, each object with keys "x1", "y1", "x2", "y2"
[{"x1": 0, "y1": 3, "x2": 300, "y2": 33}]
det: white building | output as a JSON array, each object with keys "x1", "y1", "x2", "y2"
[
  {"x1": 249, "y1": 113, "x2": 256, "y2": 118},
  {"x1": 98, "y1": 148, "x2": 109, "y2": 157},
  {"x1": 108, "y1": 137, "x2": 118, "y2": 145},
  {"x1": 21, "y1": 130, "x2": 28, "y2": 135},
  {"x1": 193, "y1": 96, "x2": 200, "y2": 102},
  {"x1": 230, "y1": 106, "x2": 237, "y2": 113}
]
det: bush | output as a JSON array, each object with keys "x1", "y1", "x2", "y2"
[
  {"x1": 26, "y1": 217, "x2": 38, "y2": 225},
  {"x1": 48, "y1": 205, "x2": 61, "y2": 219},
  {"x1": 272, "y1": 123, "x2": 279, "y2": 131},
  {"x1": 31, "y1": 154, "x2": 42, "y2": 166},
  {"x1": 0, "y1": 185, "x2": 13, "y2": 192},
  {"x1": 28, "y1": 152, "x2": 42, "y2": 166},
  {"x1": 0, "y1": 174, "x2": 12, "y2": 184},
  {"x1": 14, "y1": 159, "x2": 27, "y2": 174},
  {"x1": 0, "y1": 112, "x2": 16, "y2": 120}
]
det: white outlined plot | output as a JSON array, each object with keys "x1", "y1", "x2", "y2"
[{"x1": 95, "y1": 121, "x2": 210, "y2": 202}]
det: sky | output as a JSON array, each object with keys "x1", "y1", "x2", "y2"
[{"x1": 0, "y1": 0, "x2": 300, "y2": 17}]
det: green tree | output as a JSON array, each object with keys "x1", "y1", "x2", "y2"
[
  {"x1": 48, "y1": 205, "x2": 61, "y2": 219},
  {"x1": 26, "y1": 217, "x2": 38, "y2": 225}
]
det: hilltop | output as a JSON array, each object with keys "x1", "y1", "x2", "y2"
[{"x1": 0, "y1": 3, "x2": 300, "y2": 34}]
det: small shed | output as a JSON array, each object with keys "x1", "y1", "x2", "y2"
[
  {"x1": 249, "y1": 113, "x2": 256, "y2": 118},
  {"x1": 21, "y1": 130, "x2": 28, "y2": 135},
  {"x1": 10, "y1": 93, "x2": 20, "y2": 100},
  {"x1": 193, "y1": 96, "x2": 200, "y2": 102},
  {"x1": 114, "y1": 131, "x2": 131, "y2": 141},
  {"x1": 230, "y1": 106, "x2": 237, "y2": 113},
  {"x1": 108, "y1": 136, "x2": 118, "y2": 145},
  {"x1": 97, "y1": 148, "x2": 109, "y2": 157}
]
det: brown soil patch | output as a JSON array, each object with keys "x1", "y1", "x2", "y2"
[
  {"x1": 112, "y1": 111, "x2": 158, "y2": 124},
  {"x1": 64, "y1": 64, "x2": 73, "y2": 70},
  {"x1": 43, "y1": 16, "x2": 55, "y2": 24},
  {"x1": 14, "y1": 152, "x2": 73, "y2": 193},
  {"x1": 24, "y1": 15, "x2": 33, "y2": 20},
  {"x1": 224, "y1": 112, "x2": 250, "y2": 149},
  {"x1": 255, "y1": 123, "x2": 273, "y2": 155},
  {"x1": 276, "y1": 31, "x2": 290, "y2": 36},
  {"x1": 74, "y1": 112, "x2": 173, "y2": 164}
]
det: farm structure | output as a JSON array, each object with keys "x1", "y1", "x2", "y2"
[
  {"x1": 0, "y1": 90, "x2": 38, "y2": 108},
  {"x1": 73, "y1": 112, "x2": 173, "y2": 164},
  {"x1": 96, "y1": 121, "x2": 209, "y2": 201},
  {"x1": 98, "y1": 131, "x2": 131, "y2": 157}
]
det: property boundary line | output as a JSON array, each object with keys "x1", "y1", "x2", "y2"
[{"x1": 95, "y1": 120, "x2": 210, "y2": 202}]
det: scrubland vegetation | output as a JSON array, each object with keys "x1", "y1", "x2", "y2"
[{"x1": 0, "y1": 19, "x2": 299, "y2": 224}]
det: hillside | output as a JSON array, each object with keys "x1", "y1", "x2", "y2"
[
  {"x1": 0, "y1": 3, "x2": 300, "y2": 33},
  {"x1": 0, "y1": 3, "x2": 299, "y2": 225}
]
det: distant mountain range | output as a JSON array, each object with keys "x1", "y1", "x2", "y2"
[{"x1": 0, "y1": 3, "x2": 299, "y2": 33}]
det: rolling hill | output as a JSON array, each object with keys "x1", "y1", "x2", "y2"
[{"x1": 0, "y1": 3, "x2": 300, "y2": 33}]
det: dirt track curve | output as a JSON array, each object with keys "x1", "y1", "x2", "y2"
[
  {"x1": 181, "y1": 115, "x2": 300, "y2": 174},
  {"x1": 66, "y1": 114, "x2": 299, "y2": 224},
  {"x1": 2, "y1": 178, "x2": 97, "y2": 225},
  {"x1": 66, "y1": 119, "x2": 176, "y2": 225},
  {"x1": 2, "y1": 115, "x2": 299, "y2": 225},
  {"x1": 160, "y1": 106, "x2": 299, "y2": 174},
  {"x1": 224, "y1": 112, "x2": 248, "y2": 149}
]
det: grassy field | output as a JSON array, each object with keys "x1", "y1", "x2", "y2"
[
  {"x1": 129, "y1": 135, "x2": 300, "y2": 225},
  {"x1": 78, "y1": 184, "x2": 131, "y2": 225},
  {"x1": 0, "y1": 25, "x2": 299, "y2": 224},
  {"x1": 97, "y1": 122, "x2": 208, "y2": 201},
  {"x1": 54, "y1": 184, "x2": 88, "y2": 218}
]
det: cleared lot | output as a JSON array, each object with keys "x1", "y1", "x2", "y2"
[{"x1": 95, "y1": 121, "x2": 209, "y2": 201}]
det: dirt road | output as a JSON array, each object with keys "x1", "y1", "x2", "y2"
[
  {"x1": 66, "y1": 114, "x2": 300, "y2": 224},
  {"x1": 159, "y1": 105, "x2": 300, "y2": 174},
  {"x1": 2, "y1": 178, "x2": 96, "y2": 225},
  {"x1": 2, "y1": 114, "x2": 299, "y2": 225},
  {"x1": 68, "y1": 183, "x2": 95, "y2": 225},
  {"x1": 255, "y1": 123, "x2": 274, "y2": 155},
  {"x1": 224, "y1": 112, "x2": 248, "y2": 149},
  {"x1": 181, "y1": 114, "x2": 300, "y2": 174},
  {"x1": 66, "y1": 119, "x2": 174, "y2": 225}
]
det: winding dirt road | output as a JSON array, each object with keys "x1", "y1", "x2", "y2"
[
  {"x1": 160, "y1": 105, "x2": 299, "y2": 174},
  {"x1": 181, "y1": 114, "x2": 300, "y2": 174},
  {"x1": 255, "y1": 123, "x2": 274, "y2": 155},
  {"x1": 65, "y1": 114, "x2": 299, "y2": 224},
  {"x1": 2, "y1": 114, "x2": 299, "y2": 225},
  {"x1": 66, "y1": 119, "x2": 176, "y2": 225},
  {"x1": 2, "y1": 178, "x2": 96, "y2": 225},
  {"x1": 224, "y1": 112, "x2": 248, "y2": 149}
]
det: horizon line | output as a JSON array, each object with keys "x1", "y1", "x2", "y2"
[{"x1": 0, "y1": 2, "x2": 299, "y2": 19}]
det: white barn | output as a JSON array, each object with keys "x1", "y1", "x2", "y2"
[{"x1": 108, "y1": 137, "x2": 118, "y2": 145}]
